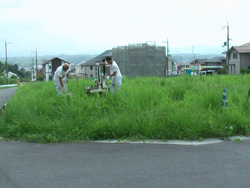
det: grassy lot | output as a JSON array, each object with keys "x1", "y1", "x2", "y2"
[{"x1": 0, "y1": 75, "x2": 250, "y2": 142}]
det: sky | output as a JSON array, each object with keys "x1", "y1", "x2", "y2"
[{"x1": 0, "y1": 0, "x2": 250, "y2": 57}]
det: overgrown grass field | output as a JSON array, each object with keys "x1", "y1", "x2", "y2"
[{"x1": 0, "y1": 75, "x2": 250, "y2": 142}]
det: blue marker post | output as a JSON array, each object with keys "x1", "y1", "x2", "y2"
[{"x1": 222, "y1": 89, "x2": 228, "y2": 108}]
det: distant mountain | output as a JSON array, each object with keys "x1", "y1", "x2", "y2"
[
  {"x1": 0, "y1": 53, "x2": 225, "y2": 67},
  {"x1": 0, "y1": 54, "x2": 97, "y2": 67}
]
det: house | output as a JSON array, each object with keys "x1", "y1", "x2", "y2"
[
  {"x1": 70, "y1": 64, "x2": 77, "y2": 74},
  {"x1": 167, "y1": 55, "x2": 177, "y2": 75},
  {"x1": 205, "y1": 56, "x2": 226, "y2": 67},
  {"x1": 228, "y1": 43, "x2": 250, "y2": 74},
  {"x1": 42, "y1": 57, "x2": 70, "y2": 81},
  {"x1": 70, "y1": 63, "x2": 87, "y2": 78},
  {"x1": 190, "y1": 59, "x2": 207, "y2": 66},
  {"x1": 7, "y1": 71, "x2": 17, "y2": 78},
  {"x1": 70, "y1": 61, "x2": 86, "y2": 78},
  {"x1": 112, "y1": 43, "x2": 168, "y2": 77},
  {"x1": 176, "y1": 62, "x2": 190, "y2": 75},
  {"x1": 31, "y1": 65, "x2": 43, "y2": 81},
  {"x1": 75, "y1": 61, "x2": 87, "y2": 78},
  {"x1": 81, "y1": 50, "x2": 112, "y2": 79}
]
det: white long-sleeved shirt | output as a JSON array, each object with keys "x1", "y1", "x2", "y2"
[
  {"x1": 54, "y1": 65, "x2": 70, "y2": 81},
  {"x1": 110, "y1": 61, "x2": 122, "y2": 78}
]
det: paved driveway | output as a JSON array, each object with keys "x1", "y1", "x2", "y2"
[{"x1": 1, "y1": 140, "x2": 250, "y2": 188}]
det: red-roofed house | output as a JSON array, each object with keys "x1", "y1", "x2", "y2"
[{"x1": 228, "y1": 43, "x2": 250, "y2": 74}]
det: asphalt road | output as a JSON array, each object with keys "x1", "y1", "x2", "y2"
[
  {"x1": 1, "y1": 140, "x2": 250, "y2": 188},
  {"x1": 0, "y1": 87, "x2": 17, "y2": 107}
]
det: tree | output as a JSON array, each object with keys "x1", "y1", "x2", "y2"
[
  {"x1": 0, "y1": 61, "x2": 6, "y2": 77},
  {"x1": 10, "y1": 75, "x2": 17, "y2": 79}
]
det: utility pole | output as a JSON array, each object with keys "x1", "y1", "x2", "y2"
[
  {"x1": 192, "y1": 46, "x2": 195, "y2": 62},
  {"x1": 167, "y1": 38, "x2": 169, "y2": 58},
  {"x1": 226, "y1": 22, "x2": 230, "y2": 74},
  {"x1": 167, "y1": 39, "x2": 170, "y2": 75},
  {"x1": 167, "y1": 38, "x2": 169, "y2": 71},
  {"x1": 36, "y1": 49, "x2": 38, "y2": 81},
  {"x1": 32, "y1": 58, "x2": 34, "y2": 81},
  {"x1": 5, "y1": 39, "x2": 8, "y2": 78},
  {"x1": 5, "y1": 39, "x2": 12, "y2": 79},
  {"x1": 163, "y1": 39, "x2": 169, "y2": 75}
]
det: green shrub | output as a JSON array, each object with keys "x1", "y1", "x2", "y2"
[
  {"x1": 49, "y1": 75, "x2": 53, "y2": 81},
  {"x1": 9, "y1": 79, "x2": 17, "y2": 84},
  {"x1": 37, "y1": 76, "x2": 44, "y2": 81},
  {"x1": 240, "y1": 69, "x2": 250, "y2": 74},
  {"x1": 0, "y1": 76, "x2": 6, "y2": 85},
  {"x1": 217, "y1": 67, "x2": 226, "y2": 74},
  {"x1": 10, "y1": 75, "x2": 17, "y2": 79},
  {"x1": 0, "y1": 77, "x2": 17, "y2": 85}
]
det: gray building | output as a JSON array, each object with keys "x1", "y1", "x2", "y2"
[
  {"x1": 228, "y1": 43, "x2": 250, "y2": 74},
  {"x1": 112, "y1": 43, "x2": 168, "y2": 77}
]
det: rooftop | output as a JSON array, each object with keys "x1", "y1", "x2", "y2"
[
  {"x1": 42, "y1": 57, "x2": 70, "y2": 65},
  {"x1": 82, "y1": 50, "x2": 112, "y2": 66},
  {"x1": 231, "y1": 42, "x2": 250, "y2": 53},
  {"x1": 177, "y1": 62, "x2": 190, "y2": 66},
  {"x1": 190, "y1": 59, "x2": 207, "y2": 65},
  {"x1": 205, "y1": 56, "x2": 226, "y2": 63}
]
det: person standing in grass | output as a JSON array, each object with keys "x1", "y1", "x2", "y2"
[
  {"x1": 100, "y1": 56, "x2": 122, "y2": 92},
  {"x1": 54, "y1": 63, "x2": 70, "y2": 95}
]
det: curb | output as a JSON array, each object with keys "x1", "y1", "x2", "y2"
[
  {"x1": 0, "y1": 84, "x2": 18, "y2": 88},
  {"x1": 92, "y1": 136, "x2": 250, "y2": 146}
]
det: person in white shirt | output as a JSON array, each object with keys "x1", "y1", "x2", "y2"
[
  {"x1": 53, "y1": 63, "x2": 70, "y2": 94},
  {"x1": 101, "y1": 57, "x2": 122, "y2": 92}
]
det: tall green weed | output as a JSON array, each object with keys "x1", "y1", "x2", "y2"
[{"x1": 0, "y1": 75, "x2": 249, "y2": 142}]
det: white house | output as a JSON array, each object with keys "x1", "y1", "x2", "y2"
[
  {"x1": 43, "y1": 57, "x2": 70, "y2": 81},
  {"x1": 7, "y1": 71, "x2": 17, "y2": 78},
  {"x1": 73, "y1": 61, "x2": 86, "y2": 78},
  {"x1": 30, "y1": 65, "x2": 43, "y2": 81}
]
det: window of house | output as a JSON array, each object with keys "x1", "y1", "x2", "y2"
[
  {"x1": 90, "y1": 66, "x2": 93, "y2": 70},
  {"x1": 49, "y1": 65, "x2": 52, "y2": 70},
  {"x1": 90, "y1": 74, "x2": 93, "y2": 78},
  {"x1": 248, "y1": 66, "x2": 250, "y2": 69},
  {"x1": 233, "y1": 53, "x2": 237, "y2": 59}
]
